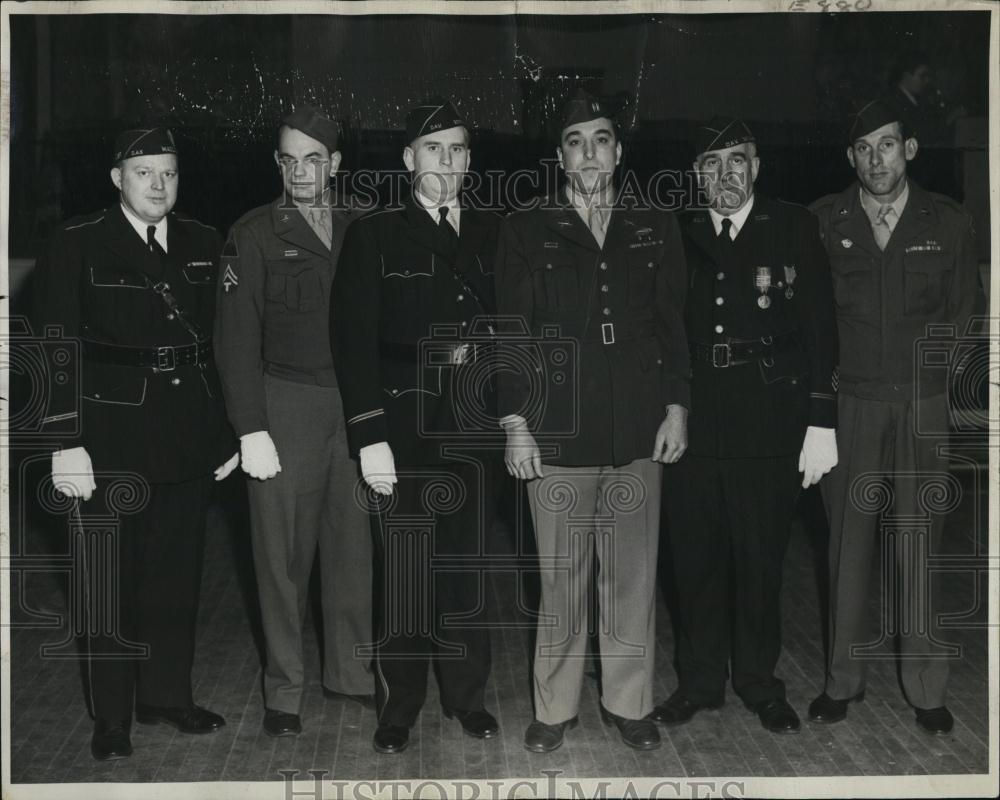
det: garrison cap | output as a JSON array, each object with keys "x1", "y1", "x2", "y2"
[
  {"x1": 113, "y1": 127, "x2": 177, "y2": 165},
  {"x1": 847, "y1": 99, "x2": 903, "y2": 144},
  {"x1": 405, "y1": 97, "x2": 467, "y2": 144},
  {"x1": 557, "y1": 88, "x2": 615, "y2": 136},
  {"x1": 694, "y1": 116, "x2": 755, "y2": 157},
  {"x1": 280, "y1": 104, "x2": 340, "y2": 152}
]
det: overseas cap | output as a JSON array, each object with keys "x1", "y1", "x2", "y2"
[
  {"x1": 694, "y1": 116, "x2": 755, "y2": 156},
  {"x1": 280, "y1": 104, "x2": 340, "y2": 151},
  {"x1": 405, "y1": 97, "x2": 467, "y2": 144},
  {"x1": 113, "y1": 127, "x2": 177, "y2": 165},
  {"x1": 558, "y1": 88, "x2": 614, "y2": 135},
  {"x1": 847, "y1": 99, "x2": 903, "y2": 143}
]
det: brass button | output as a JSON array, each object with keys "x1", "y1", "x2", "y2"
[
  {"x1": 461, "y1": 321, "x2": 468, "y2": 327},
  {"x1": 602, "y1": 307, "x2": 611, "y2": 316},
  {"x1": 715, "y1": 324, "x2": 724, "y2": 334},
  {"x1": 647, "y1": 261, "x2": 654, "y2": 268},
  {"x1": 171, "y1": 377, "x2": 181, "y2": 386},
  {"x1": 715, "y1": 296, "x2": 724, "y2": 306},
  {"x1": 716, "y1": 272, "x2": 725, "y2": 280},
  {"x1": 601, "y1": 284, "x2": 609, "y2": 292},
  {"x1": 166, "y1": 313, "x2": 175, "y2": 320},
  {"x1": 457, "y1": 294, "x2": 465, "y2": 301},
  {"x1": 94, "y1": 393, "x2": 101, "y2": 399},
  {"x1": 404, "y1": 269, "x2": 411, "y2": 275},
  {"x1": 546, "y1": 263, "x2": 553, "y2": 270},
  {"x1": 599, "y1": 262, "x2": 608, "y2": 270}
]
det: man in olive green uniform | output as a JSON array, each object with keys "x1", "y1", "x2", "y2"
[
  {"x1": 808, "y1": 100, "x2": 981, "y2": 736},
  {"x1": 214, "y1": 106, "x2": 373, "y2": 737}
]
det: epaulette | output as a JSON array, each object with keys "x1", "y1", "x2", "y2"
[{"x1": 61, "y1": 208, "x2": 108, "y2": 232}]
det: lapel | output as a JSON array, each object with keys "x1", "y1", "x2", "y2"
[
  {"x1": 271, "y1": 196, "x2": 330, "y2": 258},
  {"x1": 544, "y1": 190, "x2": 602, "y2": 253},
  {"x1": 684, "y1": 210, "x2": 725, "y2": 266},
  {"x1": 403, "y1": 198, "x2": 456, "y2": 261},
  {"x1": 883, "y1": 181, "x2": 937, "y2": 257},
  {"x1": 105, "y1": 204, "x2": 167, "y2": 279},
  {"x1": 454, "y1": 206, "x2": 490, "y2": 275},
  {"x1": 829, "y1": 183, "x2": 882, "y2": 258}
]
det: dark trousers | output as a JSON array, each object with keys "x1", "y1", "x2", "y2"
[
  {"x1": 77, "y1": 476, "x2": 212, "y2": 722},
  {"x1": 369, "y1": 459, "x2": 494, "y2": 727},
  {"x1": 663, "y1": 454, "x2": 799, "y2": 706}
]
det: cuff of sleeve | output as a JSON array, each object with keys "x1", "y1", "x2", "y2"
[
  {"x1": 231, "y1": 411, "x2": 270, "y2": 439},
  {"x1": 808, "y1": 394, "x2": 838, "y2": 429},
  {"x1": 345, "y1": 411, "x2": 390, "y2": 458},
  {"x1": 663, "y1": 377, "x2": 691, "y2": 411}
]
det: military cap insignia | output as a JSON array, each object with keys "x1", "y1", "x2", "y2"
[
  {"x1": 841, "y1": 238, "x2": 853, "y2": 248},
  {"x1": 222, "y1": 263, "x2": 239, "y2": 293}
]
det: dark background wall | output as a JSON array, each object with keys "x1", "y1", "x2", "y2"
[{"x1": 7, "y1": 10, "x2": 991, "y2": 260}]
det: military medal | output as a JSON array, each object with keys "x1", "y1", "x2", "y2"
[
  {"x1": 783, "y1": 264, "x2": 797, "y2": 300},
  {"x1": 754, "y1": 266, "x2": 772, "y2": 309}
]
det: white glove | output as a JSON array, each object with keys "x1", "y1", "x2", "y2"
[
  {"x1": 214, "y1": 452, "x2": 240, "y2": 482},
  {"x1": 240, "y1": 431, "x2": 281, "y2": 480},
  {"x1": 798, "y1": 426, "x2": 838, "y2": 488},
  {"x1": 52, "y1": 446, "x2": 97, "y2": 501},
  {"x1": 360, "y1": 441, "x2": 397, "y2": 496}
]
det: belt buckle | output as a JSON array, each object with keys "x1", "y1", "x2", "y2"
[
  {"x1": 712, "y1": 343, "x2": 730, "y2": 368},
  {"x1": 156, "y1": 345, "x2": 176, "y2": 371},
  {"x1": 601, "y1": 322, "x2": 615, "y2": 345}
]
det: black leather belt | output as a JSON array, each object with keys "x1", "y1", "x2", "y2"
[
  {"x1": 82, "y1": 340, "x2": 212, "y2": 371},
  {"x1": 690, "y1": 331, "x2": 798, "y2": 368}
]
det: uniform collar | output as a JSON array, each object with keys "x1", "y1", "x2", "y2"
[
  {"x1": 414, "y1": 189, "x2": 461, "y2": 232},
  {"x1": 120, "y1": 202, "x2": 168, "y2": 252},
  {"x1": 858, "y1": 180, "x2": 910, "y2": 231},
  {"x1": 708, "y1": 194, "x2": 755, "y2": 239}
]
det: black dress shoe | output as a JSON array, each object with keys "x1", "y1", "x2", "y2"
[
  {"x1": 647, "y1": 692, "x2": 724, "y2": 726},
  {"x1": 523, "y1": 717, "x2": 578, "y2": 753},
  {"x1": 263, "y1": 708, "x2": 302, "y2": 737},
  {"x1": 135, "y1": 703, "x2": 225, "y2": 734},
  {"x1": 808, "y1": 691, "x2": 865, "y2": 724},
  {"x1": 915, "y1": 706, "x2": 954, "y2": 735},
  {"x1": 600, "y1": 706, "x2": 661, "y2": 750},
  {"x1": 443, "y1": 707, "x2": 499, "y2": 739},
  {"x1": 322, "y1": 688, "x2": 376, "y2": 710},
  {"x1": 373, "y1": 723, "x2": 410, "y2": 754},
  {"x1": 751, "y1": 698, "x2": 801, "y2": 734},
  {"x1": 91, "y1": 718, "x2": 132, "y2": 761}
]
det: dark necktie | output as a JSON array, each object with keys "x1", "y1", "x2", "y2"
[
  {"x1": 147, "y1": 224, "x2": 166, "y2": 257},
  {"x1": 718, "y1": 217, "x2": 734, "y2": 245},
  {"x1": 438, "y1": 206, "x2": 459, "y2": 251}
]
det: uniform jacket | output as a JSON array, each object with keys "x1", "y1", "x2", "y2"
[
  {"x1": 810, "y1": 180, "x2": 979, "y2": 400},
  {"x1": 495, "y1": 191, "x2": 690, "y2": 468},
  {"x1": 681, "y1": 194, "x2": 838, "y2": 459},
  {"x1": 32, "y1": 205, "x2": 234, "y2": 482},
  {"x1": 213, "y1": 195, "x2": 364, "y2": 436},
  {"x1": 330, "y1": 198, "x2": 503, "y2": 466}
]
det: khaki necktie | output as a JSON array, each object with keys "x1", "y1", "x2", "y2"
[
  {"x1": 588, "y1": 205, "x2": 609, "y2": 249},
  {"x1": 307, "y1": 207, "x2": 333, "y2": 249},
  {"x1": 873, "y1": 204, "x2": 893, "y2": 251}
]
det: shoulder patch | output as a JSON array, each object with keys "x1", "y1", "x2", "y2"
[{"x1": 172, "y1": 214, "x2": 217, "y2": 232}]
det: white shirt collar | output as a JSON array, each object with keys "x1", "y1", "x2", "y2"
[
  {"x1": 415, "y1": 191, "x2": 461, "y2": 233},
  {"x1": 708, "y1": 194, "x2": 755, "y2": 239},
  {"x1": 121, "y1": 203, "x2": 168, "y2": 252}
]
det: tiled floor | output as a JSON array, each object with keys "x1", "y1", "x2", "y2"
[{"x1": 6, "y1": 458, "x2": 991, "y2": 787}]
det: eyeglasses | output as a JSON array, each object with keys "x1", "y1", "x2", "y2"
[{"x1": 277, "y1": 156, "x2": 330, "y2": 169}]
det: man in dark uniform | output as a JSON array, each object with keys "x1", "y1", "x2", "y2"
[
  {"x1": 213, "y1": 105, "x2": 373, "y2": 737},
  {"x1": 808, "y1": 101, "x2": 980, "y2": 735},
  {"x1": 33, "y1": 127, "x2": 237, "y2": 760},
  {"x1": 496, "y1": 89, "x2": 690, "y2": 753},
  {"x1": 330, "y1": 98, "x2": 502, "y2": 754},
  {"x1": 650, "y1": 118, "x2": 839, "y2": 735}
]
